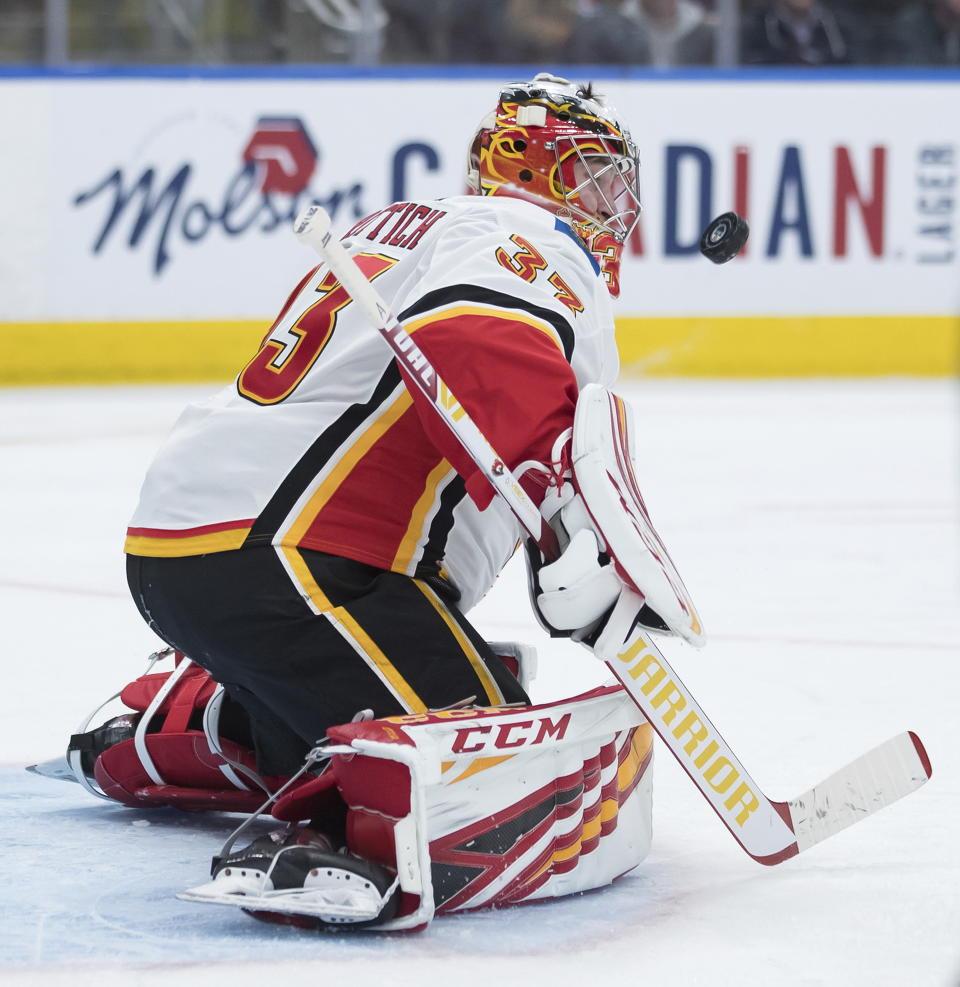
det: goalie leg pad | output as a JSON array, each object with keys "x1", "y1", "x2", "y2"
[
  {"x1": 63, "y1": 651, "x2": 283, "y2": 812},
  {"x1": 266, "y1": 685, "x2": 654, "y2": 931}
]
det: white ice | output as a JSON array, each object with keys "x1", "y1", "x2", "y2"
[{"x1": 1, "y1": 379, "x2": 958, "y2": 986}]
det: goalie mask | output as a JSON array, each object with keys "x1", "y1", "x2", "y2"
[{"x1": 466, "y1": 72, "x2": 642, "y2": 297}]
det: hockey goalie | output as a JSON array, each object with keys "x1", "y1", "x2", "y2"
[{"x1": 39, "y1": 74, "x2": 704, "y2": 931}]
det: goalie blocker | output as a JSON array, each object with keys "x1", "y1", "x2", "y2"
[
  {"x1": 528, "y1": 382, "x2": 704, "y2": 649},
  {"x1": 40, "y1": 650, "x2": 653, "y2": 931}
]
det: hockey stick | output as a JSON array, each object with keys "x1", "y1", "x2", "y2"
[{"x1": 293, "y1": 204, "x2": 931, "y2": 865}]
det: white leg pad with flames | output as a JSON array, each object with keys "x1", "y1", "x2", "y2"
[{"x1": 323, "y1": 684, "x2": 654, "y2": 931}]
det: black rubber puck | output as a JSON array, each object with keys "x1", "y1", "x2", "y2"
[{"x1": 699, "y1": 212, "x2": 750, "y2": 264}]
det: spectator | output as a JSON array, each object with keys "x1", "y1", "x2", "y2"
[
  {"x1": 626, "y1": 0, "x2": 716, "y2": 66},
  {"x1": 381, "y1": 0, "x2": 450, "y2": 62},
  {"x1": 830, "y1": 0, "x2": 912, "y2": 64},
  {"x1": 501, "y1": 0, "x2": 577, "y2": 63},
  {"x1": 447, "y1": 0, "x2": 511, "y2": 63},
  {"x1": 896, "y1": 0, "x2": 960, "y2": 64},
  {"x1": 742, "y1": 0, "x2": 850, "y2": 65},
  {"x1": 568, "y1": 0, "x2": 649, "y2": 64}
]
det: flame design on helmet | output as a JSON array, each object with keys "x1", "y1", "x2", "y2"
[{"x1": 466, "y1": 74, "x2": 642, "y2": 297}]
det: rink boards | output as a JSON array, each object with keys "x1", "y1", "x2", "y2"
[{"x1": 0, "y1": 68, "x2": 957, "y2": 382}]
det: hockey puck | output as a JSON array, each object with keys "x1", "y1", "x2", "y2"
[{"x1": 699, "y1": 212, "x2": 749, "y2": 264}]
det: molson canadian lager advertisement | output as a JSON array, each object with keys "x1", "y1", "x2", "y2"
[{"x1": 0, "y1": 73, "x2": 956, "y2": 382}]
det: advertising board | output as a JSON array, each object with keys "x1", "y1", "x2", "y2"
[{"x1": 0, "y1": 70, "x2": 956, "y2": 381}]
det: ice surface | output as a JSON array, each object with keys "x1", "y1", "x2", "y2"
[{"x1": 1, "y1": 380, "x2": 958, "y2": 986}]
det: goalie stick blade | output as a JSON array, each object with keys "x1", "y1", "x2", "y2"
[
  {"x1": 600, "y1": 626, "x2": 932, "y2": 866},
  {"x1": 778, "y1": 730, "x2": 932, "y2": 859}
]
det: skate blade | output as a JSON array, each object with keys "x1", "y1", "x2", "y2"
[
  {"x1": 26, "y1": 757, "x2": 78, "y2": 784},
  {"x1": 178, "y1": 878, "x2": 385, "y2": 922},
  {"x1": 177, "y1": 886, "x2": 384, "y2": 922}
]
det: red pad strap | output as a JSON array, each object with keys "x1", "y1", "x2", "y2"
[
  {"x1": 160, "y1": 672, "x2": 208, "y2": 734},
  {"x1": 347, "y1": 809, "x2": 399, "y2": 869},
  {"x1": 271, "y1": 751, "x2": 412, "y2": 872},
  {"x1": 270, "y1": 771, "x2": 341, "y2": 823},
  {"x1": 120, "y1": 666, "x2": 217, "y2": 717}
]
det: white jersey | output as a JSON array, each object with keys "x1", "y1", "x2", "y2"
[{"x1": 127, "y1": 195, "x2": 619, "y2": 611}]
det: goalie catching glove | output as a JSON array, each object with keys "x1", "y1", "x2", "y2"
[{"x1": 526, "y1": 384, "x2": 704, "y2": 649}]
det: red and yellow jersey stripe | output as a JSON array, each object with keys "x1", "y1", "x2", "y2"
[{"x1": 124, "y1": 518, "x2": 254, "y2": 557}]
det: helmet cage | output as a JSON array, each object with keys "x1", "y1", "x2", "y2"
[{"x1": 550, "y1": 133, "x2": 642, "y2": 242}]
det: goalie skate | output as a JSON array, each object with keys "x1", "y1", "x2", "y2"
[{"x1": 179, "y1": 828, "x2": 400, "y2": 926}]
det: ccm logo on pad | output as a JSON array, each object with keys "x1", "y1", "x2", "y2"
[{"x1": 451, "y1": 714, "x2": 571, "y2": 754}]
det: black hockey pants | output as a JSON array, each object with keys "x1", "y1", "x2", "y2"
[{"x1": 126, "y1": 547, "x2": 528, "y2": 775}]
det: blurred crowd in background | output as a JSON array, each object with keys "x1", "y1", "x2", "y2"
[{"x1": 2, "y1": 0, "x2": 959, "y2": 67}]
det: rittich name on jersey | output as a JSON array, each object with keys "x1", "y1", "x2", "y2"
[{"x1": 344, "y1": 202, "x2": 449, "y2": 251}]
